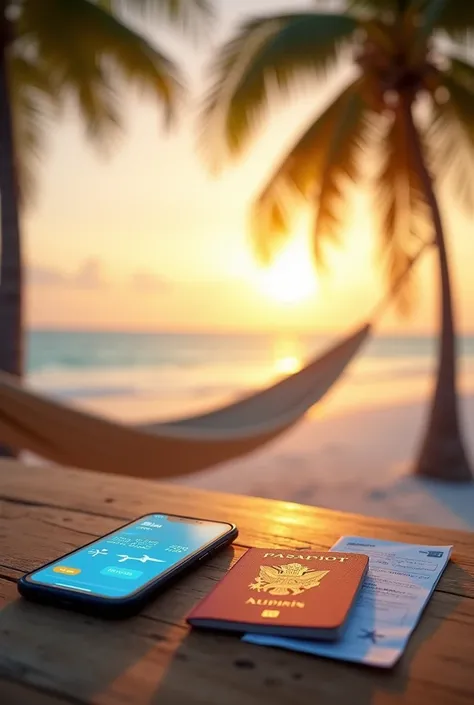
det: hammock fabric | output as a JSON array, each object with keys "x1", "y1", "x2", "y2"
[{"x1": 0, "y1": 324, "x2": 370, "y2": 479}]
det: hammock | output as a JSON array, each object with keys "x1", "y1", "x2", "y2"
[{"x1": 0, "y1": 324, "x2": 370, "y2": 479}]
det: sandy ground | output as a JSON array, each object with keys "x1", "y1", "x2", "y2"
[
  {"x1": 173, "y1": 394, "x2": 474, "y2": 532},
  {"x1": 28, "y1": 357, "x2": 474, "y2": 532}
]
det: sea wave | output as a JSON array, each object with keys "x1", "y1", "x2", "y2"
[{"x1": 40, "y1": 386, "x2": 144, "y2": 400}]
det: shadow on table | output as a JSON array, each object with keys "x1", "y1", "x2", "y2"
[
  {"x1": 0, "y1": 597, "x2": 152, "y2": 702},
  {"x1": 0, "y1": 548, "x2": 236, "y2": 703},
  {"x1": 150, "y1": 564, "x2": 469, "y2": 705}
]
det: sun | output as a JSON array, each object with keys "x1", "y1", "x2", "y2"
[{"x1": 260, "y1": 236, "x2": 317, "y2": 304}]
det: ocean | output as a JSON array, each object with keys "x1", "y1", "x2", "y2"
[{"x1": 26, "y1": 330, "x2": 474, "y2": 423}]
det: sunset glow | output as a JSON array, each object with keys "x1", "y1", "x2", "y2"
[
  {"x1": 273, "y1": 337, "x2": 304, "y2": 376},
  {"x1": 260, "y1": 238, "x2": 317, "y2": 305},
  {"x1": 274, "y1": 355, "x2": 302, "y2": 375},
  {"x1": 24, "y1": 0, "x2": 474, "y2": 335}
]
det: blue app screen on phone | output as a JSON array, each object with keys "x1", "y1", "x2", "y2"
[{"x1": 29, "y1": 515, "x2": 230, "y2": 598}]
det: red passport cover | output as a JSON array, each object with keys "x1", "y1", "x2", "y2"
[{"x1": 187, "y1": 549, "x2": 369, "y2": 640}]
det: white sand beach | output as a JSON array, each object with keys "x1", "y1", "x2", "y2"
[
  {"x1": 46, "y1": 350, "x2": 474, "y2": 533},
  {"x1": 177, "y1": 394, "x2": 474, "y2": 532}
]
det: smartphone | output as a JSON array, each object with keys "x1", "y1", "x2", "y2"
[{"x1": 18, "y1": 513, "x2": 238, "y2": 618}]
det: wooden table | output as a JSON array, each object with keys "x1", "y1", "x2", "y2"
[{"x1": 0, "y1": 460, "x2": 473, "y2": 705}]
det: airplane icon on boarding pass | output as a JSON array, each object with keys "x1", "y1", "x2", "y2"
[{"x1": 116, "y1": 554, "x2": 166, "y2": 564}]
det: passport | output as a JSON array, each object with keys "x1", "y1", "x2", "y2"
[{"x1": 187, "y1": 549, "x2": 369, "y2": 640}]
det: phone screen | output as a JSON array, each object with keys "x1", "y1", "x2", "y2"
[{"x1": 27, "y1": 514, "x2": 232, "y2": 599}]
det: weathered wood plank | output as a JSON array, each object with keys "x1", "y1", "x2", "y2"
[
  {"x1": 0, "y1": 497, "x2": 472, "y2": 602},
  {"x1": 0, "y1": 680, "x2": 75, "y2": 705},
  {"x1": 1, "y1": 462, "x2": 473, "y2": 599},
  {"x1": 1, "y1": 573, "x2": 474, "y2": 705},
  {"x1": 1, "y1": 461, "x2": 472, "y2": 548},
  {"x1": 1, "y1": 500, "x2": 470, "y2": 627},
  {"x1": 2, "y1": 461, "x2": 474, "y2": 704}
]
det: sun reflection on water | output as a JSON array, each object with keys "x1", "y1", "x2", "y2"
[
  {"x1": 275, "y1": 355, "x2": 302, "y2": 375},
  {"x1": 273, "y1": 338, "x2": 304, "y2": 377}
]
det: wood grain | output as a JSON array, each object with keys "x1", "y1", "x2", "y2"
[{"x1": 0, "y1": 460, "x2": 473, "y2": 705}]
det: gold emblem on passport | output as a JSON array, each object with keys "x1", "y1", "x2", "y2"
[{"x1": 249, "y1": 563, "x2": 330, "y2": 596}]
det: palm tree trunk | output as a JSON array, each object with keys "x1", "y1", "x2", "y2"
[
  {"x1": 402, "y1": 98, "x2": 472, "y2": 481},
  {"x1": 0, "y1": 5, "x2": 22, "y2": 457}
]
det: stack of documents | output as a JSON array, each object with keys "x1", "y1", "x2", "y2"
[{"x1": 244, "y1": 535, "x2": 452, "y2": 668}]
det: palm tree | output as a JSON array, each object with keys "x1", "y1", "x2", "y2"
[
  {"x1": 0, "y1": 0, "x2": 210, "y2": 382},
  {"x1": 201, "y1": 0, "x2": 474, "y2": 482}
]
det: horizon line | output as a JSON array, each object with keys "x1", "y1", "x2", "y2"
[{"x1": 26, "y1": 326, "x2": 474, "y2": 338}]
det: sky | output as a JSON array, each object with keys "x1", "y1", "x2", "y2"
[{"x1": 22, "y1": 0, "x2": 474, "y2": 333}]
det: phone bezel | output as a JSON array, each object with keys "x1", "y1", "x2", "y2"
[{"x1": 18, "y1": 512, "x2": 237, "y2": 612}]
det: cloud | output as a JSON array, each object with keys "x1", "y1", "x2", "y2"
[
  {"x1": 28, "y1": 261, "x2": 174, "y2": 294},
  {"x1": 131, "y1": 270, "x2": 171, "y2": 292},
  {"x1": 28, "y1": 259, "x2": 106, "y2": 290},
  {"x1": 73, "y1": 259, "x2": 105, "y2": 289},
  {"x1": 28, "y1": 266, "x2": 65, "y2": 287}
]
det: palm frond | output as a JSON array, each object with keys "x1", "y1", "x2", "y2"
[
  {"x1": 347, "y1": 0, "x2": 403, "y2": 13},
  {"x1": 447, "y1": 55, "x2": 474, "y2": 92},
  {"x1": 200, "y1": 13, "x2": 358, "y2": 164},
  {"x1": 350, "y1": 0, "x2": 474, "y2": 38},
  {"x1": 19, "y1": 0, "x2": 183, "y2": 141},
  {"x1": 8, "y1": 53, "x2": 58, "y2": 204},
  {"x1": 408, "y1": 0, "x2": 448, "y2": 52},
  {"x1": 250, "y1": 180, "x2": 297, "y2": 264},
  {"x1": 312, "y1": 85, "x2": 370, "y2": 268},
  {"x1": 427, "y1": 58, "x2": 474, "y2": 212},
  {"x1": 374, "y1": 109, "x2": 430, "y2": 314},
  {"x1": 98, "y1": 0, "x2": 213, "y2": 34},
  {"x1": 423, "y1": 0, "x2": 474, "y2": 38},
  {"x1": 250, "y1": 81, "x2": 361, "y2": 264}
]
